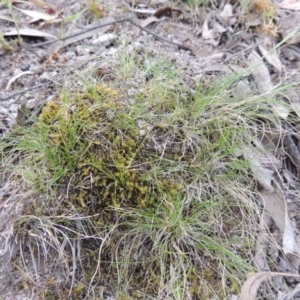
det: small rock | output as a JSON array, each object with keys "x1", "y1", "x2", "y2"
[{"x1": 76, "y1": 45, "x2": 89, "y2": 56}]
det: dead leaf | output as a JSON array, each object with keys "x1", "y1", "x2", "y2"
[
  {"x1": 141, "y1": 16, "x2": 158, "y2": 27},
  {"x1": 278, "y1": 0, "x2": 300, "y2": 10},
  {"x1": 153, "y1": 7, "x2": 183, "y2": 18},
  {"x1": 277, "y1": 10, "x2": 300, "y2": 45},
  {"x1": 134, "y1": 16, "x2": 158, "y2": 36},
  {"x1": 202, "y1": 15, "x2": 220, "y2": 46},
  {"x1": 257, "y1": 37, "x2": 282, "y2": 74},
  {"x1": 241, "y1": 144, "x2": 275, "y2": 193},
  {"x1": 281, "y1": 45, "x2": 300, "y2": 61},
  {"x1": 15, "y1": 8, "x2": 57, "y2": 21},
  {"x1": 248, "y1": 51, "x2": 289, "y2": 118},
  {"x1": 219, "y1": 4, "x2": 236, "y2": 26},
  {"x1": 3, "y1": 28, "x2": 55, "y2": 39},
  {"x1": 214, "y1": 23, "x2": 227, "y2": 34},
  {"x1": 283, "y1": 169, "x2": 296, "y2": 189},
  {"x1": 248, "y1": 50, "x2": 273, "y2": 93},
  {"x1": 260, "y1": 189, "x2": 298, "y2": 254},
  {"x1": 284, "y1": 216, "x2": 299, "y2": 254},
  {"x1": 240, "y1": 271, "x2": 300, "y2": 300}
]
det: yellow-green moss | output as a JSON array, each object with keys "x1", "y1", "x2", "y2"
[{"x1": 36, "y1": 85, "x2": 183, "y2": 212}]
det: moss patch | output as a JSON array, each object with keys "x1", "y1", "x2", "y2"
[{"x1": 36, "y1": 85, "x2": 184, "y2": 213}]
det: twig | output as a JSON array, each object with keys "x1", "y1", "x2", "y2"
[
  {"x1": 221, "y1": 55, "x2": 237, "y2": 74},
  {"x1": 128, "y1": 19, "x2": 191, "y2": 52},
  {"x1": 31, "y1": 18, "x2": 131, "y2": 47},
  {"x1": 31, "y1": 17, "x2": 192, "y2": 52},
  {"x1": 0, "y1": 84, "x2": 48, "y2": 101}
]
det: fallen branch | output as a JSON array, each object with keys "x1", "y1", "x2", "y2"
[
  {"x1": 0, "y1": 84, "x2": 48, "y2": 101},
  {"x1": 31, "y1": 17, "x2": 129, "y2": 47},
  {"x1": 31, "y1": 17, "x2": 192, "y2": 53}
]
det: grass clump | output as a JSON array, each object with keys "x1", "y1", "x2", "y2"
[{"x1": 0, "y1": 54, "x2": 284, "y2": 299}]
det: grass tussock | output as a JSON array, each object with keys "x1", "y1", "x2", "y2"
[{"x1": 0, "y1": 52, "x2": 286, "y2": 299}]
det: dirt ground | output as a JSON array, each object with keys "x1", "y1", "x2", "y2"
[{"x1": 1, "y1": 0, "x2": 300, "y2": 299}]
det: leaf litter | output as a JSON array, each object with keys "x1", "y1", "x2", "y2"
[{"x1": 1, "y1": 0, "x2": 300, "y2": 299}]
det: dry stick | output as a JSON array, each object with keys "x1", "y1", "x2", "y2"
[
  {"x1": 31, "y1": 17, "x2": 131, "y2": 47},
  {"x1": 31, "y1": 17, "x2": 191, "y2": 52},
  {"x1": 128, "y1": 19, "x2": 191, "y2": 51},
  {"x1": 0, "y1": 84, "x2": 48, "y2": 101}
]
